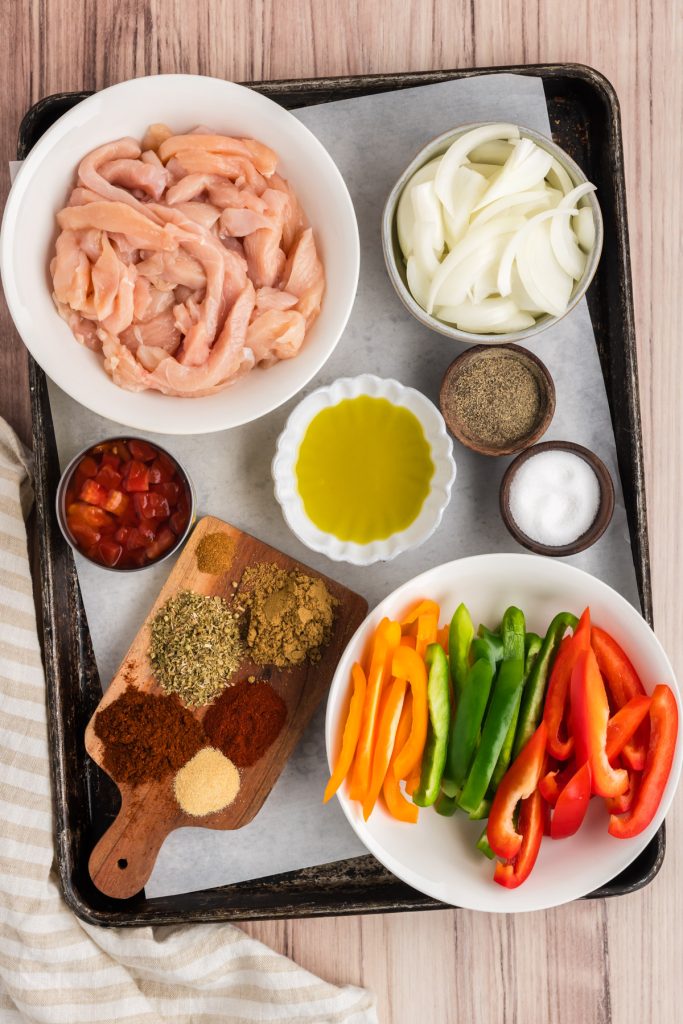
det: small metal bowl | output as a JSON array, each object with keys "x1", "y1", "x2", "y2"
[
  {"x1": 382, "y1": 122, "x2": 604, "y2": 346},
  {"x1": 499, "y1": 440, "x2": 615, "y2": 556},
  {"x1": 439, "y1": 343, "x2": 556, "y2": 456},
  {"x1": 56, "y1": 437, "x2": 196, "y2": 572}
]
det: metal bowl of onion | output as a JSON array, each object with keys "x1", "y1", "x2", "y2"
[{"x1": 381, "y1": 122, "x2": 604, "y2": 345}]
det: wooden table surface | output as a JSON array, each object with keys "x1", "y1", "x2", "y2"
[{"x1": 1, "y1": 2, "x2": 681, "y2": 1021}]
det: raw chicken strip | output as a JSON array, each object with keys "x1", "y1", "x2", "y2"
[
  {"x1": 57, "y1": 203, "x2": 176, "y2": 251},
  {"x1": 158, "y1": 134, "x2": 278, "y2": 176},
  {"x1": 247, "y1": 310, "x2": 307, "y2": 364},
  {"x1": 100, "y1": 158, "x2": 168, "y2": 201}
]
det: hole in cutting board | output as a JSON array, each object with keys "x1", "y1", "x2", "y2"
[{"x1": 117, "y1": 859, "x2": 128, "y2": 870}]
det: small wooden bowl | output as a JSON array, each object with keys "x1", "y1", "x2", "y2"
[
  {"x1": 500, "y1": 441, "x2": 615, "y2": 556},
  {"x1": 439, "y1": 344, "x2": 556, "y2": 457}
]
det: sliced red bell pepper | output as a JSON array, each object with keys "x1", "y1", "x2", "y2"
[
  {"x1": 494, "y1": 788, "x2": 544, "y2": 889},
  {"x1": 538, "y1": 760, "x2": 576, "y2": 808},
  {"x1": 571, "y1": 648, "x2": 629, "y2": 799},
  {"x1": 604, "y1": 761, "x2": 637, "y2": 814},
  {"x1": 608, "y1": 684, "x2": 678, "y2": 839},
  {"x1": 605, "y1": 695, "x2": 651, "y2": 762},
  {"x1": 591, "y1": 626, "x2": 649, "y2": 771},
  {"x1": 487, "y1": 721, "x2": 547, "y2": 860},
  {"x1": 543, "y1": 608, "x2": 591, "y2": 761},
  {"x1": 550, "y1": 762, "x2": 591, "y2": 839}
]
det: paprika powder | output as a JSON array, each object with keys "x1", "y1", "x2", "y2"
[{"x1": 203, "y1": 680, "x2": 287, "y2": 767}]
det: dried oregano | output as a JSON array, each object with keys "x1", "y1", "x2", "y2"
[{"x1": 149, "y1": 590, "x2": 243, "y2": 707}]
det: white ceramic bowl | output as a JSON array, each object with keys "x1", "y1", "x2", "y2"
[
  {"x1": 0, "y1": 75, "x2": 359, "y2": 435},
  {"x1": 272, "y1": 375, "x2": 456, "y2": 565},
  {"x1": 325, "y1": 554, "x2": 681, "y2": 913},
  {"x1": 382, "y1": 122, "x2": 603, "y2": 345}
]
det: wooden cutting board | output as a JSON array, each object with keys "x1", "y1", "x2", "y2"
[{"x1": 85, "y1": 515, "x2": 368, "y2": 899}]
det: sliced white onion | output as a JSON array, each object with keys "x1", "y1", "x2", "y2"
[
  {"x1": 474, "y1": 139, "x2": 553, "y2": 210},
  {"x1": 436, "y1": 232, "x2": 516, "y2": 308},
  {"x1": 517, "y1": 218, "x2": 574, "y2": 317},
  {"x1": 497, "y1": 207, "x2": 578, "y2": 298},
  {"x1": 440, "y1": 166, "x2": 487, "y2": 248},
  {"x1": 508, "y1": 263, "x2": 545, "y2": 315},
  {"x1": 396, "y1": 157, "x2": 441, "y2": 257},
  {"x1": 434, "y1": 123, "x2": 520, "y2": 217},
  {"x1": 574, "y1": 205, "x2": 597, "y2": 253},
  {"x1": 550, "y1": 184, "x2": 595, "y2": 279},
  {"x1": 406, "y1": 255, "x2": 430, "y2": 309},
  {"x1": 546, "y1": 157, "x2": 574, "y2": 196},
  {"x1": 411, "y1": 181, "x2": 445, "y2": 252},
  {"x1": 436, "y1": 296, "x2": 536, "y2": 333},
  {"x1": 464, "y1": 162, "x2": 501, "y2": 178},
  {"x1": 467, "y1": 140, "x2": 515, "y2": 165},
  {"x1": 471, "y1": 189, "x2": 551, "y2": 226}
]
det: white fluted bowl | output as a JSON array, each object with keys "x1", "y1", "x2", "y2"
[{"x1": 272, "y1": 375, "x2": 456, "y2": 565}]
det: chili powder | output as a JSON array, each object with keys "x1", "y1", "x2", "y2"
[
  {"x1": 94, "y1": 684, "x2": 206, "y2": 787},
  {"x1": 203, "y1": 680, "x2": 287, "y2": 767}
]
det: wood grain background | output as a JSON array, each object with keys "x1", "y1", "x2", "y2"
[{"x1": 1, "y1": 2, "x2": 681, "y2": 1021}]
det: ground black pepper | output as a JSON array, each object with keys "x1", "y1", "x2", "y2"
[{"x1": 444, "y1": 353, "x2": 542, "y2": 448}]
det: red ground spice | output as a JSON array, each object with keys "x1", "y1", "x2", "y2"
[{"x1": 203, "y1": 680, "x2": 287, "y2": 767}]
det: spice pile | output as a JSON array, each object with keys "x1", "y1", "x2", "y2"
[
  {"x1": 94, "y1": 684, "x2": 205, "y2": 787},
  {"x1": 174, "y1": 748, "x2": 241, "y2": 817},
  {"x1": 241, "y1": 563, "x2": 337, "y2": 668},
  {"x1": 204, "y1": 680, "x2": 287, "y2": 767},
  {"x1": 149, "y1": 590, "x2": 243, "y2": 707},
  {"x1": 195, "y1": 531, "x2": 236, "y2": 575}
]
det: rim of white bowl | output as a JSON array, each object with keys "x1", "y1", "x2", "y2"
[
  {"x1": 382, "y1": 122, "x2": 604, "y2": 346},
  {"x1": 272, "y1": 374, "x2": 456, "y2": 565},
  {"x1": 0, "y1": 74, "x2": 360, "y2": 434}
]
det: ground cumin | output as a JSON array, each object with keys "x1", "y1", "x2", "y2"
[
  {"x1": 94, "y1": 684, "x2": 206, "y2": 787},
  {"x1": 195, "y1": 531, "x2": 236, "y2": 574},
  {"x1": 240, "y1": 563, "x2": 337, "y2": 668},
  {"x1": 204, "y1": 680, "x2": 287, "y2": 767}
]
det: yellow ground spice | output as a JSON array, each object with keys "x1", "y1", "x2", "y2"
[
  {"x1": 173, "y1": 747, "x2": 240, "y2": 817},
  {"x1": 195, "y1": 531, "x2": 236, "y2": 574},
  {"x1": 240, "y1": 563, "x2": 337, "y2": 668}
]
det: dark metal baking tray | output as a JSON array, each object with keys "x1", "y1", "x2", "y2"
[{"x1": 22, "y1": 63, "x2": 663, "y2": 926}]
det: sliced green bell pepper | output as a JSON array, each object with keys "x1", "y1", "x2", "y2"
[
  {"x1": 502, "y1": 606, "x2": 525, "y2": 661},
  {"x1": 512, "y1": 612, "x2": 578, "y2": 759},
  {"x1": 448, "y1": 603, "x2": 474, "y2": 703},
  {"x1": 476, "y1": 828, "x2": 496, "y2": 859},
  {"x1": 413, "y1": 643, "x2": 451, "y2": 807},
  {"x1": 489, "y1": 632, "x2": 542, "y2": 793},
  {"x1": 468, "y1": 797, "x2": 491, "y2": 820},
  {"x1": 434, "y1": 791, "x2": 458, "y2": 816},
  {"x1": 441, "y1": 656, "x2": 494, "y2": 797},
  {"x1": 477, "y1": 625, "x2": 504, "y2": 663}
]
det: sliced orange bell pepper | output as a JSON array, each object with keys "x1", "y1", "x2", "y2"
[
  {"x1": 323, "y1": 662, "x2": 367, "y2": 804},
  {"x1": 401, "y1": 599, "x2": 440, "y2": 628},
  {"x1": 404, "y1": 765, "x2": 421, "y2": 796},
  {"x1": 391, "y1": 645, "x2": 429, "y2": 780},
  {"x1": 437, "y1": 624, "x2": 450, "y2": 655},
  {"x1": 363, "y1": 676, "x2": 407, "y2": 820},
  {"x1": 348, "y1": 618, "x2": 401, "y2": 800},
  {"x1": 382, "y1": 695, "x2": 419, "y2": 823},
  {"x1": 415, "y1": 612, "x2": 438, "y2": 659}
]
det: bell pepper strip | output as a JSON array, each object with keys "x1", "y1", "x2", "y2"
[
  {"x1": 348, "y1": 618, "x2": 401, "y2": 800},
  {"x1": 363, "y1": 677, "x2": 407, "y2": 820},
  {"x1": 468, "y1": 797, "x2": 491, "y2": 820},
  {"x1": 413, "y1": 644, "x2": 452, "y2": 807},
  {"x1": 538, "y1": 760, "x2": 576, "y2": 808},
  {"x1": 478, "y1": 625, "x2": 504, "y2": 664},
  {"x1": 502, "y1": 606, "x2": 526, "y2": 661},
  {"x1": 486, "y1": 721, "x2": 547, "y2": 859},
  {"x1": 476, "y1": 828, "x2": 496, "y2": 859},
  {"x1": 543, "y1": 609, "x2": 592, "y2": 761},
  {"x1": 441, "y1": 657, "x2": 495, "y2": 797},
  {"x1": 415, "y1": 612, "x2": 439, "y2": 660},
  {"x1": 391, "y1": 645, "x2": 429, "y2": 780},
  {"x1": 513, "y1": 611, "x2": 578, "y2": 759},
  {"x1": 434, "y1": 791, "x2": 458, "y2": 816},
  {"x1": 323, "y1": 663, "x2": 367, "y2": 803},
  {"x1": 404, "y1": 765, "x2": 421, "y2": 796},
  {"x1": 437, "y1": 623, "x2": 450, "y2": 654},
  {"x1": 591, "y1": 625, "x2": 649, "y2": 771},
  {"x1": 608, "y1": 684, "x2": 679, "y2": 839},
  {"x1": 606, "y1": 695, "x2": 652, "y2": 762},
  {"x1": 382, "y1": 695, "x2": 419, "y2": 824},
  {"x1": 494, "y1": 788, "x2": 545, "y2": 889},
  {"x1": 458, "y1": 657, "x2": 525, "y2": 815},
  {"x1": 571, "y1": 648, "x2": 629, "y2": 798},
  {"x1": 449, "y1": 603, "x2": 475, "y2": 702},
  {"x1": 401, "y1": 599, "x2": 440, "y2": 628},
  {"x1": 490, "y1": 632, "x2": 542, "y2": 793},
  {"x1": 470, "y1": 635, "x2": 498, "y2": 672},
  {"x1": 604, "y1": 762, "x2": 636, "y2": 815},
  {"x1": 550, "y1": 761, "x2": 591, "y2": 839}
]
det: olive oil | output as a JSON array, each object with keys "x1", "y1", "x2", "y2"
[{"x1": 295, "y1": 396, "x2": 434, "y2": 543}]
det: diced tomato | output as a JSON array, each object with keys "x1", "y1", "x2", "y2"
[
  {"x1": 67, "y1": 501, "x2": 115, "y2": 529},
  {"x1": 122, "y1": 460, "x2": 150, "y2": 493},
  {"x1": 169, "y1": 509, "x2": 189, "y2": 535},
  {"x1": 95, "y1": 465, "x2": 123, "y2": 490},
  {"x1": 97, "y1": 540, "x2": 123, "y2": 567},
  {"x1": 149, "y1": 453, "x2": 176, "y2": 483},
  {"x1": 68, "y1": 522, "x2": 102, "y2": 549},
  {"x1": 128, "y1": 439, "x2": 158, "y2": 462},
  {"x1": 145, "y1": 527, "x2": 176, "y2": 561},
  {"x1": 79, "y1": 479, "x2": 109, "y2": 507},
  {"x1": 124, "y1": 525, "x2": 156, "y2": 551},
  {"x1": 152, "y1": 481, "x2": 180, "y2": 503},
  {"x1": 100, "y1": 452, "x2": 121, "y2": 471},
  {"x1": 78, "y1": 456, "x2": 99, "y2": 479},
  {"x1": 109, "y1": 441, "x2": 131, "y2": 462},
  {"x1": 133, "y1": 492, "x2": 170, "y2": 520},
  {"x1": 103, "y1": 489, "x2": 130, "y2": 515}
]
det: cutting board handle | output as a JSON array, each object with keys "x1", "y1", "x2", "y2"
[{"x1": 88, "y1": 786, "x2": 176, "y2": 900}]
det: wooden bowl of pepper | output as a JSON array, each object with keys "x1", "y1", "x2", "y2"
[{"x1": 439, "y1": 344, "x2": 556, "y2": 457}]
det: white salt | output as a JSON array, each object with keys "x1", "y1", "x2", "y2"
[{"x1": 509, "y1": 450, "x2": 602, "y2": 547}]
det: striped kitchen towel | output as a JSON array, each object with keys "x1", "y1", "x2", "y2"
[{"x1": 0, "y1": 417, "x2": 376, "y2": 1024}]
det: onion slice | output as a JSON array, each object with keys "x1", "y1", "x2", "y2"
[
  {"x1": 497, "y1": 207, "x2": 578, "y2": 298},
  {"x1": 473, "y1": 139, "x2": 553, "y2": 210},
  {"x1": 516, "y1": 219, "x2": 574, "y2": 317},
  {"x1": 574, "y1": 206, "x2": 596, "y2": 253},
  {"x1": 436, "y1": 296, "x2": 535, "y2": 333},
  {"x1": 396, "y1": 157, "x2": 440, "y2": 258},
  {"x1": 434, "y1": 123, "x2": 520, "y2": 218},
  {"x1": 550, "y1": 183, "x2": 596, "y2": 278}
]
